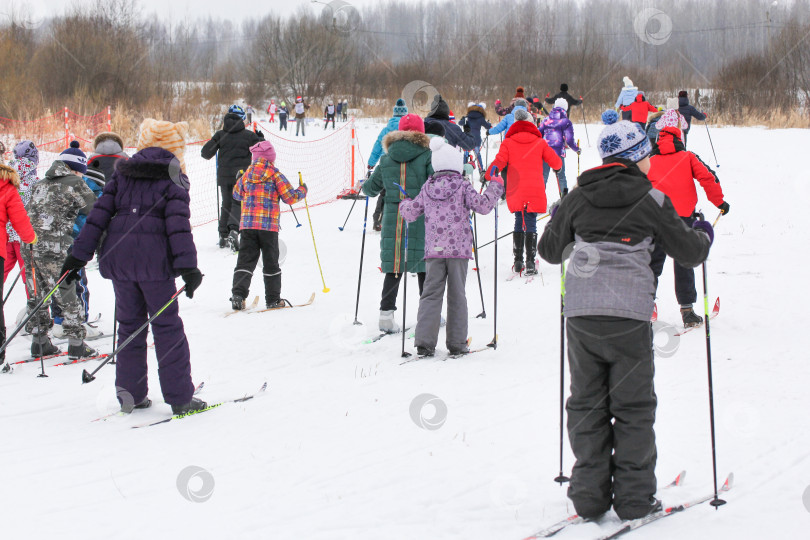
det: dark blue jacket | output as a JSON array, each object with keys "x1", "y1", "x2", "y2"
[
  {"x1": 72, "y1": 147, "x2": 198, "y2": 282},
  {"x1": 458, "y1": 106, "x2": 491, "y2": 147},
  {"x1": 678, "y1": 96, "x2": 706, "y2": 130}
]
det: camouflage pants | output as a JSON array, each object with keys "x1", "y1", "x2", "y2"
[{"x1": 21, "y1": 248, "x2": 86, "y2": 342}]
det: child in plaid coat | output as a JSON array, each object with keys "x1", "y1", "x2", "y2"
[{"x1": 230, "y1": 141, "x2": 307, "y2": 309}]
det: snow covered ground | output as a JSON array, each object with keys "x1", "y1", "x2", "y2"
[{"x1": 1, "y1": 120, "x2": 808, "y2": 539}]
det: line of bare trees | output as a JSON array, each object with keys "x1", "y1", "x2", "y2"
[{"x1": 1, "y1": 0, "x2": 808, "y2": 133}]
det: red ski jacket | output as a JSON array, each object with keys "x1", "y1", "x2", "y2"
[
  {"x1": 620, "y1": 94, "x2": 659, "y2": 124},
  {"x1": 647, "y1": 127, "x2": 725, "y2": 217},
  {"x1": 486, "y1": 120, "x2": 562, "y2": 214},
  {"x1": 0, "y1": 164, "x2": 35, "y2": 246}
]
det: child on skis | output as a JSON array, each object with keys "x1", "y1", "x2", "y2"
[
  {"x1": 368, "y1": 98, "x2": 410, "y2": 231},
  {"x1": 201, "y1": 104, "x2": 265, "y2": 251},
  {"x1": 23, "y1": 141, "x2": 98, "y2": 359},
  {"x1": 268, "y1": 100, "x2": 277, "y2": 123},
  {"x1": 362, "y1": 114, "x2": 432, "y2": 333},
  {"x1": 614, "y1": 76, "x2": 639, "y2": 121},
  {"x1": 230, "y1": 141, "x2": 307, "y2": 310},
  {"x1": 676, "y1": 90, "x2": 707, "y2": 148},
  {"x1": 647, "y1": 124, "x2": 730, "y2": 327},
  {"x1": 620, "y1": 93, "x2": 660, "y2": 130},
  {"x1": 538, "y1": 98, "x2": 581, "y2": 197},
  {"x1": 278, "y1": 102, "x2": 288, "y2": 131},
  {"x1": 537, "y1": 116, "x2": 714, "y2": 522},
  {"x1": 65, "y1": 119, "x2": 205, "y2": 415},
  {"x1": 0, "y1": 162, "x2": 36, "y2": 367},
  {"x1": 324, "y1": 101, "x2": 336, "y2": 129},
  {"x1": 294, "y1": 97, "x2": 309, "y2": 136},
  {"x1": 458, "y1": 102, "x2": 491, "y2": 174},
  {"x1": 5, "y1": 141, "x2": 39, "y2": 283},
  {"x1": 485, "y1": 109, "x2": 562, "y2": 277},
  {"x1": 399, "y1": 138, "x2": 502, "y2": 356}
]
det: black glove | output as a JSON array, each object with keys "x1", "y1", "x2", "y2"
[
  {"x1": 178, "y1": 268, "x2": 203, "y2": 298},
  {"x1": 255, "y1": 128, "x2": 264, "y2": 139},
  {"x1": 718, "y1": 201, "x2": 730, "y2": 216},
  {"x1": 463, "y1": 123, "x2": 471, "y2": 134},
  {"x1": 60, "y1": 254, "x2": 86, "y2": 284}
]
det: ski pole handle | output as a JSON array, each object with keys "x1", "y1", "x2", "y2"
[
  {"x1": 712, "y1": 211, "x2": 723, "y2": 228},
  {"x1": 298, "y1": 171, "x2": 303, "y2": 187},
  {"x1": 392, "y1": 183, "x2": 409, "y2": 198}
]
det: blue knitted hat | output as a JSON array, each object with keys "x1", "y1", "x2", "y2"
[
  {"x1": 228, "y1": 104, "x2": 246, "y2": 119},
  {"x1": 597, "y1": 121, "x2": 652, "y2": 163},
  {"x1": 59, "y1": 141, "x2": 87, "y2": 174},
  {"x1": 601, "y1": 109, "x2": 619, "y2": 125},
  {"x1": 393, "y1": 98, "x2": 408, "y2": 117}
]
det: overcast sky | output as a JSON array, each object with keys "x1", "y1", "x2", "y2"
[{"x1": 11, "y1": 0, "x2": 423, "y2": 24}]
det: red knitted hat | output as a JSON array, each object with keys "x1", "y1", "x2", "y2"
[{"x1": 398, "y1": 114, "x2": 425, "y2": 133}]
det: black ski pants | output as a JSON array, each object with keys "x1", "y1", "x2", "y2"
[
  {"x1": 650, "y1": 215, "x2": 697, "y2": 305},
  {"x1": 372, "y1": 190, "x2": 386, "y2": 227},
  {"x1": 218, "y1": 180, "x2": 241, "y2": 237},
  {"x1": 232, "y1": 230, "x2": 281, "y2": 304},
  {"x1": 566, "y1": 316, "x2": 657, "y2": 521},
  {"x1": 380, "y1": 272, "x2": 425, "y2": 312}
]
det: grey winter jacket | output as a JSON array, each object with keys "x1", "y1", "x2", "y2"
[{"x1": 538, "y1": 159, "x2": 711, "y2": 322}]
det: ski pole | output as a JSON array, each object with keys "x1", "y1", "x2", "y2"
[
  {"x1": 701, "y1": 253, "x2": 726, "y2": 508},
  {"x1": 339, "y1": 197, "x2": 358, "y2": 231},
  {"x1": 487, "y1": 197, "x2": 498, "y2": 349},
  {"x1": 0, "y1": 270, "x2": 70, "y2": 361},
  {"x1": 111, "y1": 301, "x2": 118, "y2": 365},
  {"x1": 288, "y1": 204, "x2": 302, "y2": 227},
  {"x1": 401, "y1": 217, "x2": 411, "y2": 358},
  {"x1": 478, "y1": 231, "x2": 513, "y2": 250},
  {"x1": 555, "y1": 260, "x2": 569, "y2": 485},
  {"x1": 353, "y1": 196, "x2": 369, "y2": 325},
  {"x1": 3, "y1": 268, "x2": 21, "y2": 306},
  {"x1": 471, "y1": 213, "x2": 486, "y2": 319},
  {"x1": 82, "y1": 285, "x2": 187, "y2": 384},
  {"x1": 577, "y1": 139, "x2": 581, "y2": 177},
  {"x1": 27, "y1": 248, "x2": 49, "y2": 378},
  {"x1": 580, "y1": 99, "x2": 590, "y2": 146},
  {"x1": 712, "y1": 210, "x2": 723, "y2": 228},
  {"x1": 299, "y1": 172, "x2": 329, "y2": 293},
  {"x1": 705, "y1": 122, "x2": 719, "y2": 168}
]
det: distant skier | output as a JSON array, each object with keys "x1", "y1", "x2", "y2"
[
  {"x1": 538, "y1": 98, "x2": 581, "y2": 197},
  {"x1": 545, "y1": 83, "x2": 582, "y2": 111},
  {"x1": 399, "y1": 137, "x2": 503, "y2": 357},
  {"x1": 267, "y1": 100, "x2": 277, "y2": 123},
  {"x1": 367, "y1": 98, "x2": 409, "y2": 231},
  {"x1": 201, "y1": 104, "x2": 265, "y2": 251},
  {"x1": 676, "y1": 90, "x2": 707, "y2": 148},
  {"x1": 294, "y1": 97, "x2": 309, "y2": 136},
  {"x1": 230, "y1": 140, "x2": 307, "y2": 310},
  {"x1": 457, "y1": 102, "x2": 491, "y2": 174},
  {"x1": 647, "y1": 124, "x2": 729, "y2": 327},
  {"x1": 424, "y1": 95, "x2": 476, "y2": 151},
  {"x1": 537, "y1": 116, "x2": 714, "y2": 523},
  {"x1": 246, "y1": 105, "x2": 254, "y2": 124},
  {"x1": 485, "y1": 109, "x2": 562, "y2": 276},
  {"x1": 342, "y1": 99, "x2": 349, "y2": 121},
  {"x1": 278, "y1": 101, "x2": 289, "y2": 131},
  {"x1": 648, "y1": 108, "x2": 687, "y2": 155},
  {"x1": 324, "y1": 100, "x2": 336, "y2": 130},
  {"x1": 620, "y1": 93, "x2": 659, "y2": 130},
  {"x1": 361, "y1": 114, "x2": 432, "y2": 333},
  {"x1": 66, "y1": 119, "x2": 206, "y2": 415},
  {"x1": 614, "y1": 76, "x2": 639, "y2": 121},
  {"x1": 336, "y1": 100, "x2": 343, "y2": 120}
]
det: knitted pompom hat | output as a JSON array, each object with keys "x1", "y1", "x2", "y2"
[
  {"x1": 560, "y1": 83, "x2": 569, "y2": 92},
  {"x1": 393, "y1": 98, "x2": 408, "y2": 117},
  {"x1": 554, "y1": 98, "x2": 569, "y2": 111},
  {"x1": 515, "y1": 86, "x2": 525, "y2": 98},
  {"x1": 429, "y1": 136, "x2": 464, "y2": 174},
  {"x1": 398, "y1": 114, "x2": 425, "y2": 133},
  {"x1": 514, "y1": 108, "x2": 533, "y2": 122},
  {"x1": 59, "y1": 141, "x2": 87, "y2": 174},
  {"x1": 623, "y1": 76, "x2": 634, "y2": 87},
  {"x1": 597, "y1": 120, "x2": 652, "y2": 163}
]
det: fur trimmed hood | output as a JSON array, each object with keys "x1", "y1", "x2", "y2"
[
  {"x1": 94, "y1": 132, "x2": 125, "y2": 153},
  {"x1": 467, "y1": 104, "x2": 486, "y2": 117},
  {"x1": 382, "y1": 130, "x2": 430, "y2": 153},
  {"x1": 0, "y1": 163, "x2": 20, "y2": 187}
]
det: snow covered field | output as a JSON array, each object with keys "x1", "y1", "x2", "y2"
[{"x1": 1, "y1": 120, "x2": 808, "y2": 539}]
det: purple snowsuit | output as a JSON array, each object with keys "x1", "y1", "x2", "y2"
[
  {"x1": 399, "y1": 171, "x2": 502, "y2": 352},
  {"x1": 538, "y1": 108, "x2": 580, "y2": 193},
  {"x1": 72, "y1": 147, "x2": 198, "y2": 406}
]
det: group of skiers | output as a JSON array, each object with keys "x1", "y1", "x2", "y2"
[
  {"x1": 0, "y1": 75, "x2": 727, "y2": 525},
  {"x1": 262, "y1": 97, "x2": 349, "y2": 134}
]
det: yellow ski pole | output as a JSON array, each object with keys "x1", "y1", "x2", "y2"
[{"x1": 299, "y1": 171, "x2": 330, "y2": 293}]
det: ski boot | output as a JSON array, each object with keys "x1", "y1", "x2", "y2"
[
  {"x1": 379, "y1": 309, "x2": 400, "y2": 334},
  {"x1": 218, "y1": 236, "x2": 229, "y2": 249},
  {"x1": 266, "y1": 299, "x2": 291, "y2": 309},
  {"x1": 121, "y1": 398, "x2": 152, "y2": 414},
  {"x1": 228, "y1": 230, "x2": 239, "y2": 253},
  {"x1": 31, "y1": 335, "x2": 59, "y2": 358},
  {"x1": 449, "y1": 345, "x2": 470, "y2": 356},
  {"x1": 524, "y1": 232, "x2": 538, "y2": 276},
  {"x1": 512, "y1": 231, "x2": 525, "y2": 274},
  {"x1": 680, "y1": 305, "x2": 704, "y2": 328},
  {"x1": 231, "y1": 296, "x2": 246, "y2": 310},
  {"x1": 171, "y1": 397, "x2": 208, "y2": 415},
  {"x1": 67, "y1": 341, "x2": 98, "y2": 359},
  {"x1": 416, "y1": 346, "x2": 435, "y2": 357}
]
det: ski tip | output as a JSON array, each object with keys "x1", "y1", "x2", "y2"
[
  {"x1": 673, "y1": 470, "x2": 687, "y2": 486},
  {"x1": 722, "y1": 472, "x2": 734, "y2": 491},
  {"x1": 259, "y1": 381, "x2": 268, "y2": 392},
  {"x1": 713, "y1": 297, "x2": 720, "y2": 314}
]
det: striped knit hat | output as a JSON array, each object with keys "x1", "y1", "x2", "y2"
[
  {"x1": 59, "y1": 141, "x2": 87, "y2": 174},
  {"x1": 137, "y1": 119, "x2": 189, "y2": 172}
]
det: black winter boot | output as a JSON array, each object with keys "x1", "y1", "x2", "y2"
[
  {"x1": 228, "y1": 230, "x2": 240, "y2": 253},
  {"x1": 230, "y1": 296, "x2": 245, "y2": 310},
  {"x1": 171, "y1": 397, "x2": 208, "y2": 415},
  {"x1": 218, "y1": 236, "x2": 228, "y2": 248},
  {"x1": 67, "y1": 341, "x2": 98, "y2": 359},
  {"x1": 512, "y1": 231, "x2": 525, "y2": 274},
  {"x1": 525, "y1": 232, "x2": 538, "y2": 275},
  {"x1": 31, "y1": 335, "x2": 59, "y2": 358},
  {"x1": 680, "y1": 305, "x2": 704, "y2": 328}
]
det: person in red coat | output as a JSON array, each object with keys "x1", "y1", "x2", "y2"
[
  {"x1": 647, "y1": 126, "x2": 730, "y2": 327},
  {"x1": 485, "y1": 109, "x2": 562, "y2": 276},
  {"x1": 0, "y1": 163, "x2": 36, "y2": 367},
  {"x1": 620, "y1": 94, "x2": 659, "y2": 129}
]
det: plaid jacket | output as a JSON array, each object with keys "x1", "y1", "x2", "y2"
[{"x1": 233, "y1": 158, "x2": 307, "y2": 232}]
